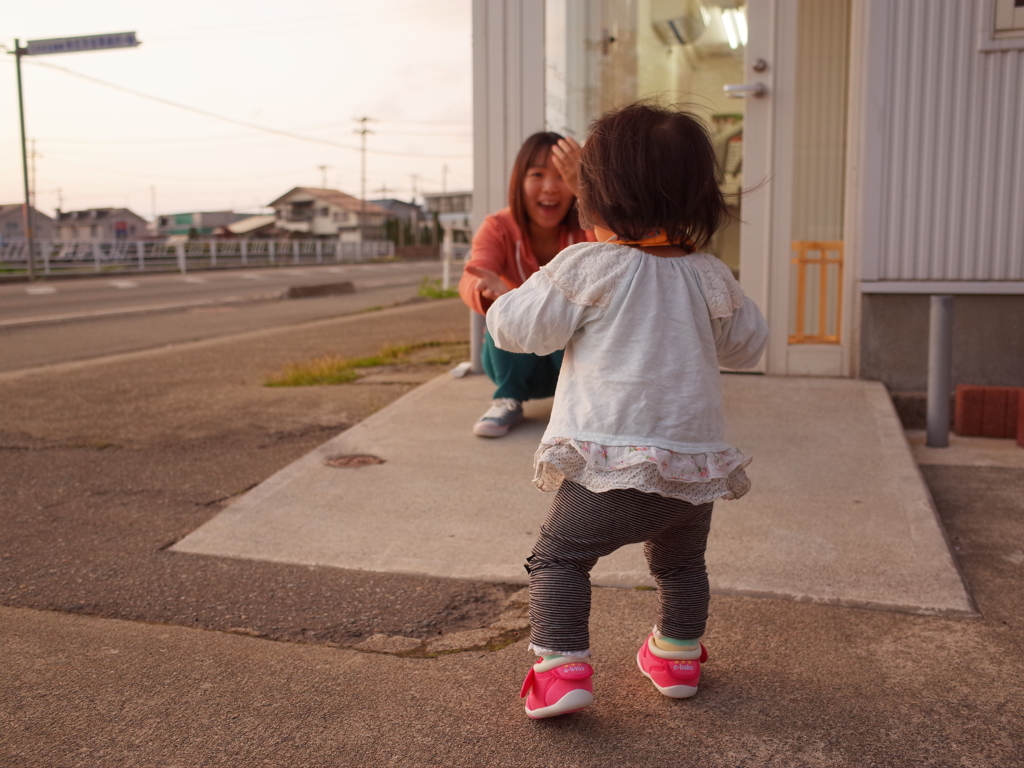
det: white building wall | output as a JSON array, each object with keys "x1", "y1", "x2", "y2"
[
  {"x1": 471, "y1": 0, "x2": 546, "y2": 230},
  {"x1": 865, "y1": 0, "x2": 1024, "y2": 284}
]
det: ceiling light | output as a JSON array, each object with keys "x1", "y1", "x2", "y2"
[
  {"x1": 735, "y1": 7, "x2": 748, "y2": 46},
  {"x1": 722, "y1": 9, "x2": 739, "y2": 49}
]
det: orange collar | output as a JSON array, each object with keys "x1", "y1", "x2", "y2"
[
  {"x1": 595, "y1": 226, "x2": 693, "y2": 252},
  {"x1": 594, "y1": 226, "x2": 671, "y2": 246},
  {"x1": 593, "y1": 225, "x2": 696, "y2": 256}
]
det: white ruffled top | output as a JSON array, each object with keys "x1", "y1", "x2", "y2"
[{"x1": 487, "y1": 241, "x2": 769, "y2": 504}]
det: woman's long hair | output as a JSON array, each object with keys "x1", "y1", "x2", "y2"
[{"x1": 508, "y1": 132, "x2": 580, "y2": 235}]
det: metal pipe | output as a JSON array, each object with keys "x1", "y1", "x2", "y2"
[
  {"x1": 470, "y1": 311, "x2": 485, "y2": 375},
  {"x1": 926, "y1": 295, "x2": 954, "y2": 447},
  {"x1": 442, "y1": 226, "x2": 453, "y2": 290}
]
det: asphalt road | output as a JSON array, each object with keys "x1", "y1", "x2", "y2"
[
  {"x1": 0, "y1": 261, "x2": 444, "y2": 326},
  {"x1": 0, "y1": 261, "x2": 454, "y2": 372},
  {"x1": 0, "y1": 298, "x2": 519, "y2": 651}
]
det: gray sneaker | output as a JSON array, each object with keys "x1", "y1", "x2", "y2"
[{"x1": 473, "y1": 398, "x2": 524, "y2": 437}]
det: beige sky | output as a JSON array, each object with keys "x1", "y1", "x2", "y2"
[{"x1": 1, "y1": 0, "x2": 472, "y2": 219}]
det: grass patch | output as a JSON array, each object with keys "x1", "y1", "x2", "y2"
[
  {"x1": 265, "y1": 340, "x2": 461, "y2": 387},
  {"x1": 417, "y1": 277, "x2": 459, "y2": 299},
  {"x1": 266, "y1": 356, "x2": 361, "y2": 386}
]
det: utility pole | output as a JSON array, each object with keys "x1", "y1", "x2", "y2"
[
  {"x1": 442, "y1": 164, "x2": 448, "y2": 193},
  {"x1": 317, "y1": 164, "x2": 331, "y2": 189},
  {"x1": 13, "y1": 40, "x2": 35, "y2": 280},
  {"x1": 8, "y1": 31, "x2": 140, "y2": 280},
  {"x1": 353, "y1": 116, "x2": 374, "y2": 240},
  {"x1": 409, "y1": 174, "x2": 421, "y2": 245}
]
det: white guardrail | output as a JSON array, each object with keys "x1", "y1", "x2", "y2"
[{"x1": 0, "y1": 238, "x2": 396, "y2": 278}]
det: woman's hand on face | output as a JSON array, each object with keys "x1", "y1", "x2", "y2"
[
  {"x1": 465, "y1": 264, "x2": 511, "y2": 300},
  {"x1": 550, "y1": 136, "x2": 582, "y2": 198}
]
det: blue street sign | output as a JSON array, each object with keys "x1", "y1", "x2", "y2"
[{"x1": 24, "y1": 32, "x2": 140, "y2": 56}]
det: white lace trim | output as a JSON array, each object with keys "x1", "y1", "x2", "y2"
[
  {"x1": 686, "y1": 252, "x2": 745, "y2": 319},
  {"x1": 540, "y1": 242, "x2": 636, "y2": 308},
  {"x1": 533, "y1": 438, "x2": 752, "y2": 504}
]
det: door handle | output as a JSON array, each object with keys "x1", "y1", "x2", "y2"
[{"x1": 724, "y1": 83, "x2": 767, "y2": 98}]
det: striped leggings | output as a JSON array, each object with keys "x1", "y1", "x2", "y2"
[{"x1": 526, "y1": 480, "x2": 714, "y2": 655}]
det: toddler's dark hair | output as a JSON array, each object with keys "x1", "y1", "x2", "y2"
[{"x1": 577, "y1": 102, "x2": 728, "y2": 250}]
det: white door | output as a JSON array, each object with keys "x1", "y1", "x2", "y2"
[
  {"x1": 744, "y1": 0, "x2": 854, "y2": 377},
  {"x1": 546, "y1": 0, "x2": 854, "y2": 377}
]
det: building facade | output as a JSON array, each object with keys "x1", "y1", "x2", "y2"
[
  {"x1": 54, "y1": 207, "x2": 149, "y2": 242},
  {"x1": 151, "y1": 211, "x2": 251, "y2": 238},
  {"x1": 423, "y1": 191, "x2": 473, "y2": 232},
  {"x1": 473, "y1": 0, "x2": 1024, "y2": 392},
  {"x1": 269, "y1": 187, "x2": 387, "y2": 241},
  {"x1": 0, "y1": 204, "x2": 56, "y2": 242}
]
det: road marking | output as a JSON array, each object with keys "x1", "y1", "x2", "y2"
[
  {"x1": 182, "y1": 276, "x2": 207, "y2": 284},
  {"x1": 26, "y1": 286, "x2": 57, "y2": 295},
  {"x1": 110, "y1": 280, "x2": 139, "y2": 289},
  {"x1": 0, "y1": 296, "x2": 271, "y2": 328}
]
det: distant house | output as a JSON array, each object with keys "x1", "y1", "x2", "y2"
[
  {"x1": 369, "y1": 198, "x2": 423, "y2": 224},
  {"x1": 152, "y1": 211, "x2": 251, "y2": 238},
  {"x1": 0, "y1": 204, "x2": 56, "y2": 242},
  {"x1": 55, "y1": 208, "x2": 148, "y2": 242},
  {"x1": 423, "y1": 191, "x2": 472, "y2": 231},
  {"x1": 214, "y1": 214, "x2": 278, "y2": 238},
  {"x1": 269, "y1": 187, "x2": 387, "y2": 241}
]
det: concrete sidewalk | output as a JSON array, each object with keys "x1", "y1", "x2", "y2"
[{"x1": 174, "y1": 372, "x2": 974, "y2": 617}]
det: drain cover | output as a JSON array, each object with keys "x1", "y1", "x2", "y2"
[{"x1": 324, "y1": 454, "x2": 386, "y2": 468}]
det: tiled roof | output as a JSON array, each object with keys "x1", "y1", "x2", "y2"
[
  {"x1": 57, "y1": 208, "x2": 147, "y2": 223},
  {"x1": 270, "y1": 187, "x2": 387, "y2": 215},
  {"x1": 0, "y1": 204, "x2": 55, "y2": 222}
]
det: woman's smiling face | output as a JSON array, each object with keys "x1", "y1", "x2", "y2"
[{"x1": 522, "y1": 150, "x2": 573, "y2": 231}]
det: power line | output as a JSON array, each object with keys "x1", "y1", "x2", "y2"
[
  {"x1": 143, "y1": 0, "x2": 467, "y2": 42},
  {"x1": 10, "y1": 58, "x2": 471, "y2": 159},
  {"x1": 29, "y1": 127, "x2": 470, "y2": 146},
  {"x1": 379, "y1": 119, "x2": 471, "y2": 126},
  {"x1": 43, "y1": 155, "x2": 318, "y2": 184}
]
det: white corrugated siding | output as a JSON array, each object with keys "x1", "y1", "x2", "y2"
[{"x1": 876, "y1": 0, "x2": 1024, "y2": 281}]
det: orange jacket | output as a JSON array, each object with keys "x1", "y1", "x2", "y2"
[{"x1": 459, "y1": 208, "x2": 593, "y2": 315}]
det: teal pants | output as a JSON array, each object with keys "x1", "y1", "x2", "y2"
[{"x1": 482, "y1": 330, "x2": 563, "y2": 401}]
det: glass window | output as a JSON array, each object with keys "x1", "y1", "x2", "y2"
[{"x1": 546, "y1": 1, "x2": 747, "y2": 275}]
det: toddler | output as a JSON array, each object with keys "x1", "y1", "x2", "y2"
[{"x1": 487, "y1": 103, "x2": 769, "y2": 719}]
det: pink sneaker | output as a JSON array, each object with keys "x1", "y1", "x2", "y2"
[
  {"x1": 636, "y1": 635, "x2": 708, "y2": 698},
  {"x1": 519, "y1": 657, "x2": 594, "y2": 719}
]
